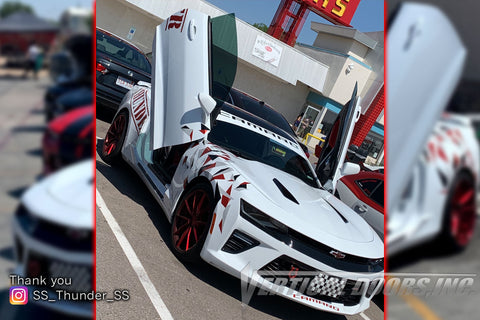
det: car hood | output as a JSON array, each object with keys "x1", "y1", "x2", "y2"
[
  {"x1": 22, "y1": 160, "x2": 93, "y2": 230},
  {"x1": 227, "y1": 155, "x2": 383, "y2": 258}
]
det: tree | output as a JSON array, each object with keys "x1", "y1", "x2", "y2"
[
  {"x1": 0, "y1": 1, "x2": 34, "y2": 19},
  {"x1": 252, "y1": 23, "x2": 269, "y2": 33}
]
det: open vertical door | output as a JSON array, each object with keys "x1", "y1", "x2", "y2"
[
  {"x1": 150, "y1": 9, "x2": 237, "y2": 149},
  {"x1": 387, "y1": 3, "x2": 466, "y2": 212},
  {"x1": 316, "y1": 83, "x2": 361, "y2": 193}
]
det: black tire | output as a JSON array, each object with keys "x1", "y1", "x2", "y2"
[
  {"x1": 438, "y1": 171, "x2": 476, "y2": 252},
  {"x1": 171, "y1": 181, "x2": 215, "y2": 263},
  {"x1": 101, "y1": 110, "x2": 128, "y2": 165}
]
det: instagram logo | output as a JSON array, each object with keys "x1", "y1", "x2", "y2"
[{"x1": 9, "y1": 286, "x2": 28, "y2": 305}]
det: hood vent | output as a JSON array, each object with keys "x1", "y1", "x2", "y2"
[
  {"x1": 325, "y1": 199, "x2": 349, "y2": 223},
  {"x1": 273, "y1": 178, "x2": 299, "y2": 204}
]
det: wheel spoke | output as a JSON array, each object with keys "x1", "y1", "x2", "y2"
[
  {"x1": 193, "y1": 227, "x2": 198, "y2": 242},
  {"x1": 192, "y1": 192, "x2": 197, "y2": 211},
  {"x1": 185, "y1": 227, "x2": 192, "y2": 251},
  {"x1": 173, "y1": 221, "x2": 189, "y2": 236},
  {"x1": 197, "y1": 193, "x2": 207, "y2": 211},
  {"x1": 451, "y1": 213, "x2": 459, "y2": 236},
  {"x1": 176, "y1": 227, "x2": 189, "y2": 248},
  {"x1": 458, "y1": 189, "x2": 474, "y2": 205},
  {"x1": 184, "y1": 199, "x2": 193, "y2": 215}
]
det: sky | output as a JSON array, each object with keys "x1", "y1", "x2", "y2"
[
  {"x1": 206, "y1": 0, "x2": 384, "y2": 44},
  {"x1": 0, "y1": 0, "x2": 93, "y2": 21}
]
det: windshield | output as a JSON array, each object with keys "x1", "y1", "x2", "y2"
[
  {"x1": 96, "y1": 30, "x2": 151, "y2": 74},
  {"x1": 208, "y1": 120, "x2": 318, "y2": 188},
  {"x1": 229, "y1": 89, "x2": 297, "y2": 137}
]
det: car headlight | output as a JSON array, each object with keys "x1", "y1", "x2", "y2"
[
  {"x1": 14, "y1": 204, "x2": 38, "y2": 234},
  {"x1": 240, "y1": 200, "x2": 288, "y2": 235}
]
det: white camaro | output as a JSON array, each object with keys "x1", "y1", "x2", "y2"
[
  {"x1": 12, "y1": 160, "x2": 93, "y2": 317},
  {"x1": 388, "y1": 3, "x2": 479, "y2": 256},
  {"x1": 100, "y1": 10, "x2": 383, "y2": 315}
]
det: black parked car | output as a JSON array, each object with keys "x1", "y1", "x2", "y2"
[
  {"x1": 96, "y1": 28, "x2": 151, "y2": 112},
  {"x1": 44, "y1": 35, "x2": 92, "y2": 121}
]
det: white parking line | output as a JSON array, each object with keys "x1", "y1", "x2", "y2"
[
  {"x1": 359, "y1": 312, "x2": 371, "y2": 320},
  {"x1": 96, "y1": 189, "x2": 174, "y2": 320}
]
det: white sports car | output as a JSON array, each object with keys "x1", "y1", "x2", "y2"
[
  {"x1": 12, "y1": 160, "x2": 93, "y2": 317},
  {"x1": 100, "y1": 10, "x2": 383, "y2": 315},
  {"x1": 388, "y1": 3, "x2": 479, "y2": 256}
]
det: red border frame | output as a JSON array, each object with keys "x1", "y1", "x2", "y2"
[
  {"x1": 92, "y1": 1, "x2": 97, "y2": 319},
  {"x1": 383, "y1": 1, "x2": 388, "y2": 320}
]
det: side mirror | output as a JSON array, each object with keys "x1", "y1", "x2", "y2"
[
  {"x1": 341, "y1": 162, "x2": 360, "y2": 177},
  {"x1": 198, "y1": 93, "x2": 216, "y2": 115}
]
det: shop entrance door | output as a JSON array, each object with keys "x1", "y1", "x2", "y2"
[{"x1": 296, "y1": 105, "x2": 321, "y2": 138}]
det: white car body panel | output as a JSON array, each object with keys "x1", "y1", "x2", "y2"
[
  {"x1": 336, "y1": 179, "x2": 384, "y2": 239},
  {"x1": 151, "y1": 9, "x2": 211, "y2": 150},
  {"x1": 389, "y1": 113, "x2": 479, "y2": 255},
  {"x1": 388, "y1": 3, "x2": 467, "y2": 212},
  {"x1": 108, "y1": 9, "x2": 383, "y2": 315}
]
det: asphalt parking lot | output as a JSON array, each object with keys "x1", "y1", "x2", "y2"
[
  {"x1": 95, "y1": 113, "x2": 384, "y2": 320},
  {"x1": 388, "y1": 217, "x2": 480, "y2": 320}
]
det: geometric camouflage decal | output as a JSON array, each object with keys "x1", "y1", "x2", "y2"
[{"x1": 178, "y1": 140, "x2": 250, "y2": 235}]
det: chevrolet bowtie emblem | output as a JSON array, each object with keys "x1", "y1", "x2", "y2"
[{"x1": 329, "y1": 250, "x2": 346, "y2": 259}]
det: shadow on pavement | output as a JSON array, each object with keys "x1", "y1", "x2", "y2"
[
  {"x1": 0, "y1": 246, "x2": 14, "y2": 261},
  {"x1": 6, "y1": 186, "x2": 28, "y2": 199},
  {"x1": 12, "y1": 125, "x2": 45, "y2": 133},
  {"x1": 26, "y1": 148, "x2": 43, "y2": 157}
]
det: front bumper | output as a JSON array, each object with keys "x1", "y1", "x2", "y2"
[
  {"x1": 12, "y1": 214, "x2": 93, "y2": 318},
  {"x1": 200, "y1": 198, "x2": 383, "y2": 315}
]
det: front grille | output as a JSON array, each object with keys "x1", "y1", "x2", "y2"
[
  {"x1": 260, "y1": 256, "x2": 363, "y2": 306},
  {"x1": 27, "y1": 252, "x2": 92, "y2": 292},
  {"x1": 15, "y1": 204, "x2": 92, "y2": 252},
  {"x1": 221, "y1": 230, "x2": 259, "y2": 253},
  {"x1": 287, "y1": 229, "x2": 384, "y2": 273}
]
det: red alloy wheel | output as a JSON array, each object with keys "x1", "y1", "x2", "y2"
[
  {"x1": 103, "y1": 113, "x2": 126, "y2": 155},
  {"x1": 449, "y1": 177, "x2": 476, "y2": 247},
  {"x1": 172, "y1": 189, "x2": 211, "y2": 252}
]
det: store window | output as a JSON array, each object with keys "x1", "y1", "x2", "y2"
[{"x1": 359, "y1": 131, "x2": 384, "y2": 160}]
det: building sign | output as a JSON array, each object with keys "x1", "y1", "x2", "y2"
[
  {"x1": 251, "y1": 35, "x2": 283, "y2": 67},
  {"x1": 307, "y1": 0, "x2": 361, "y2": 27}
]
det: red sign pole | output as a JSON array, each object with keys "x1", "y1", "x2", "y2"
[{"x1": 267, "y1": 0, "x2": 362, "y2": 46}]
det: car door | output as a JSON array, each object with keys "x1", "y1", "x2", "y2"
[
  {"x1": 354, "y1": 178, "x2": 384, "y2": 238},
  {"x1": 150, "y1": 9, "x2": 237, "y2": 150},
  {"x1": 315, "y1": 83, "x2": 361, "y2": 192},
  {"x1": 388, "y1": 3, "x2": 466, "y2": 211}
]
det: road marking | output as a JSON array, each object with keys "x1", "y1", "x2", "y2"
[
  {"x1": 96, "y1": 189, "x2": 174, "y2": 320},
  {"x1": 401, "y1": 294, "x2": 442, "y2": 320},
  {"x1": 359, "y1": 312, "x2": 371, "y2": 320}
]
